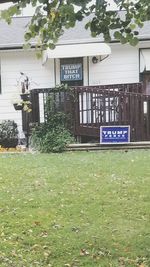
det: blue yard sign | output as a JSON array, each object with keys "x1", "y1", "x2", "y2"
[
  {"x1": 100, "y1": 125, "x2": 130, "y2": 144},
  {"x1": 61, "y1": 63, "x2": 82, "y2": 81}
]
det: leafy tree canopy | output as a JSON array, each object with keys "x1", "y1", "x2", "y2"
[{"x1": 0, "y1": 0, "x2": 150, "y2": 49}]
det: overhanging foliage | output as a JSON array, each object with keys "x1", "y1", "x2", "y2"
[{"x1": 0, "y1": 0, "x2": 150, "y2": 48}]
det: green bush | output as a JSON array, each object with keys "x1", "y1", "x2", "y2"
[
  {"x1": 30, "y1": 87, "x2": 75, "y2": 153},
  {"x1": 0, "y1": 120, "x2": 18, "y2": 148},
  {"x1": 30, "y1": 113, "x2": 74, "y2": 153}
]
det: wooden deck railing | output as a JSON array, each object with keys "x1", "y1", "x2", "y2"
[{"x1": 22, "y1": 83, "x2": 150, "y2": 142}]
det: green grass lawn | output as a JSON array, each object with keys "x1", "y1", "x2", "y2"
[{"x1": 0, "y1": 151, "x2": 150, "y2": 267}]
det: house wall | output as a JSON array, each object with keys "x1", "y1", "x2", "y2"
[
  {"x1": 53, "y1": 44, "x2": 140, "y2": 87},
  {"x1": 89, "y1": 43, "x2": 139, "y2": 85},
  {"x1": 1, "y1": 41, "x2": 150, "y2": 139},
  {"x1": 0, "y1": 50, "x2": 55, "y2": 138}
]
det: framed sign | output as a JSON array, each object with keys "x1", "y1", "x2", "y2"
[
  {"x1": 100, "y1": 125, "x2": 130, "y2": 144},
  {"x1": 61, "y1": 63, "x2": 82, "y2": 81}
]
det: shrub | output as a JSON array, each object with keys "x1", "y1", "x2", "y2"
[
  {"x1": 0, "y1": 120, "x2": 18, "y2": 148},
  {"x1": 30, "y1": 86, "x2": 75, "y2": 153},
  {"x1": 30, "y1": 121, "x2": 74, "y2": 153}
]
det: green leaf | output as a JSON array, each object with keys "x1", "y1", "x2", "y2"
[
  {"x1": 24, "y1": 32, "x2": 32, "y2": 41},
  {"x1": 130, "y1": 23, "x2": 136, "y2": 30},
  {"x1": 0, "y1": 0, "x2": 148, "y2": 49},
  {"x1": 23, "y1": 43, "x2": 31, "y2": 49},
  {"x1": 120, "y1": 36, "x2": 127, "y2": 44},
  {"x1": 129, "y1": 37, "x2": 139, "y2": 46},
  {"x1": 91, "y1": 32, "x2": 97, "y2": 37},
  {"x1": 48, "y1": 43, "x2": 55, "y2": 50},
  {"x1": 114, "y1": 31, "x2": 122, "y2": 39}
]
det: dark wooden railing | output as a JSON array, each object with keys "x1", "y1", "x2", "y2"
[
  {"x1": 72, "y1": 83, "x2": 143, "y2": 94},
  {"x1": 22, "y1": 83, "x2": 150, "y2": 142},
  {"x1": 72, "y1": 87, "x2": 150, "y2": 141}
]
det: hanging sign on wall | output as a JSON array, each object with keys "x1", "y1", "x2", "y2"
[{"x1": 61, "y1": 63, "x2": 82, "y2": 81}]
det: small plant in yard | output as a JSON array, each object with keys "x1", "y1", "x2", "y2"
[
  {"x1": 30, "y1": 86, "x2": 74, "y2": 152},
  {"x1": 0, "y1": 120, "x2": 18, "y2": 148},
  {"x1": 30, "y1": 113, "x2": 74, "y2": 152}
]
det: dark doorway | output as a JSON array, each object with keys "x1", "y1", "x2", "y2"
[{"x1": 141, "y1": 72, "x2": 150, "y2": 95}]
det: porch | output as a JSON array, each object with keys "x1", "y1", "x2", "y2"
[{"x1": 23, "y1": 82, "x2": 150, "y2": 143}]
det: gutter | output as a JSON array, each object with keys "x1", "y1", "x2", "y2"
[{"x1": 0, "y1": 37, "x2": 150, "y2": 51}]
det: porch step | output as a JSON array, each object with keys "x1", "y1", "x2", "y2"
[{"x1": 66, "y1": 141, "x2": 150, "y2": 151}]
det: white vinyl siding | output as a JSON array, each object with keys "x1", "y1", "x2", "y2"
[
  {"x1": 0, "y1": 50, "x2": 55, "y2": 136},
  {"x1": 89, "y1": 44, "x2": 139, "y2": 85}
]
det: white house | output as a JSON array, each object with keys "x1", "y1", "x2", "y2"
[{"x1": 0, "y1": 15, "x2": 150, "y2": 140}]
